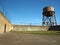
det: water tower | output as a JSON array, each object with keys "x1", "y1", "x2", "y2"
[{"x1": 42, "y1": 6, "x2": 57, "y2": 26}]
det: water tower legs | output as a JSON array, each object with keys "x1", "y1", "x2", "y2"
[{"x1": 42, "y1": 15, "x2": 57, "y2": 26}]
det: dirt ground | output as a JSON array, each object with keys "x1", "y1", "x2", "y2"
[{"x1": 0, "y1": 32, "x2": 60, "y2": 45}]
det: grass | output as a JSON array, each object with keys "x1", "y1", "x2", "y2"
[{"x1": 10, "y1": 30, "x2": 60, "y2": 35}]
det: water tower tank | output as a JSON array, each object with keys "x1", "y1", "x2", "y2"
[{"x1": 43, "y1": 6, "x2": 55, "y2": 17}]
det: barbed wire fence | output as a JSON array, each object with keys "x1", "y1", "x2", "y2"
[{"x1": 0, "y1": 0, "x2": 11, "y2": 22}]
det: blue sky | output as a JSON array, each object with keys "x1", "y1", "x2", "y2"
[{"x1": 0, "y1": 0, "x2": 60, "y2": 25}]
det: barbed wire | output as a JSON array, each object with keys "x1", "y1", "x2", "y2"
[{"x1": 0, "y1": 0, "x2": 11, "y2": 21}]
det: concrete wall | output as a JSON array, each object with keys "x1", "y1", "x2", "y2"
[
  {"x1": 0, "y1": 12, "x2": 13, "y2": 34},
  {"x1": 13, "y1": 25, "x2": 49, "y2": 31}
]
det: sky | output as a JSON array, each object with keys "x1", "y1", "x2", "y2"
[{"x1": 0, "y1": 0, "x2": 60, "y2": 25}]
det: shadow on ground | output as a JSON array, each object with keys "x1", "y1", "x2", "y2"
[{"x1": 48, "y1": 25, "x2": 60, "y2": 31}]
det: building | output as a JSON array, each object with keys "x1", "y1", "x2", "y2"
[{"x1": 0, "y1": 12, "x2": 13, "y2": 34}]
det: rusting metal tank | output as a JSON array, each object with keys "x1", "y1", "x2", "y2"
[{"x1": 43, "y1": 6, "x2": 55, "y2": 17}]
